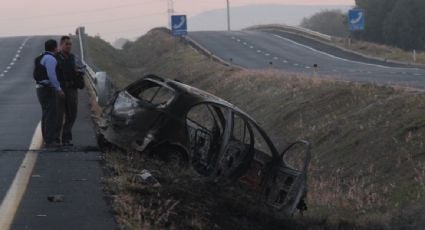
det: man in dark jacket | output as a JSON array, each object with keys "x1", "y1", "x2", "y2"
[
  {"x1": 36, "y1": 39, "x2": 64, "y2": 148},
  {"x1": 56, "y1": 36, "x2": 84, "y2": 146}
]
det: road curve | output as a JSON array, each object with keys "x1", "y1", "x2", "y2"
[{"x1": 189, "y1": 31, "x2": 425, "y2": 89}]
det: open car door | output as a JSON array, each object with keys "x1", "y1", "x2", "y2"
[{"x1": 262, "y1": 140, "x2": 312, "y2": 215}]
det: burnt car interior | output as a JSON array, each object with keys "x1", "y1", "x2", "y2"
[{"x1": 102, "y1": 75, "x2": 311, "y2": 215}]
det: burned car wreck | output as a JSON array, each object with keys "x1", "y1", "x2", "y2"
[{"x1": 100, "y1": 75, "x2": 312, "y2": 215}]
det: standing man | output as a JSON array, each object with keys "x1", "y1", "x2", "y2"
[
  {"x1": 34, "y1": 39, "x2": 64, "y2": 148},
  {"x1": 56, "y1": 36, "x2": 84, "y2": 146}
]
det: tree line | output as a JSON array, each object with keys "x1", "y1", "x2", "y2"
[{"x1": 301, "y1": 0, "x2": 425, "y2": 51}]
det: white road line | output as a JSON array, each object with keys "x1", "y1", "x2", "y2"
[
  {"x1": 293, "y1": 63, "x2": 299, "y2": 66},
  {"x1": 6, "y1": 66, "x2": 11, "y2": 70},
  {"x1": 283, "y1": 60, "x2": 288, "y2": 63},
  {"x1": 265, "y1": 53, "x2": 270, "y2": 56},
  {"x1": 243, "y1": 42, "x2": 247, "y2": 45},
  {"x1": 249, "y1": 46, "x2": 254, "y2": 49},
  {"x1": 256, "y1": 50, "x2": 262, "y2": 53},
  {"x1": 272, "y1": 34, "x2": 421, "y2": 71},
  {"x1": 0, "y1": 74, "x2": 4, "y2": 77},
  {"x1": 0, "y1": 122, "x2": 43, "y2": 230},
  {"x1": 274, "y1": 57, "x2": 279, "y2": 60},
  {"x1": 4, "y1": 70, "x2": 8, "y2": 73},
  {"x1": 305, "y1": 66, "x2": 311, "y2": 69}
]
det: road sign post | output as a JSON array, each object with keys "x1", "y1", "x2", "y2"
[
  {"x1": 171, "y1": 15, "x2": 188, "y2": 36},
  {"x1": 348, "y1": 9, "x2": 365, "y2": 31}
]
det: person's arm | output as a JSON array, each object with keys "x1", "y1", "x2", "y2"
[{"x1": 44, "y1": 55, "x2": 62, "y2": 92}]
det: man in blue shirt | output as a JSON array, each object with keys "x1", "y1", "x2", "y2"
[{"x1": 36, "y1": 39, "x2": 64, "y2": 148}]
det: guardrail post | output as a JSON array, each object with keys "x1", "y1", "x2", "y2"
[{"x1": 413, "y1": 49, "x2": 417, "y2": 62}]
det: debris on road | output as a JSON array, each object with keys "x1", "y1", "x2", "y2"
[{"x1": 47, "y1": 195, "x2": 65, "y2": 203}]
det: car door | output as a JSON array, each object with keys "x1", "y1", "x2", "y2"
[
  {"x1": 262, "y1": 141, "x2": 312, "y2": 215},
  {"x1": 186, "y1": 103, "x2": 227, "y2": 176},
  {"x1": 211, "y1": 112, "x2": 255, "y2": 183}
]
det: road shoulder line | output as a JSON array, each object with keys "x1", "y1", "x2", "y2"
[{"x1": 0, "y1": 122, "x2": 43, "y2": 230}]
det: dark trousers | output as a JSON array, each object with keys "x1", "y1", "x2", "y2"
[
  {"x1": 57, "y1": 88, "x2": 78, "y2": 142},
  {"x1": 37, "y1": 87, "x2": 58, "y2": 144}
]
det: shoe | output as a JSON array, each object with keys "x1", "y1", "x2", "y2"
[
  {"x1": 44, "y1": 142, "x2": 62, "y2": 149},
  {"x1": 62, "y1": 141, "x2": 74, "y2": 147}
]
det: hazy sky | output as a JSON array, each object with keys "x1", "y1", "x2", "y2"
[{"x1": 0, "y1": 0, "x2": 354, "y2": 41}]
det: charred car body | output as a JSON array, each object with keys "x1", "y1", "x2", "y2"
[{"x1": 101, "y1": 75, "x2": 312, "y2": 215}]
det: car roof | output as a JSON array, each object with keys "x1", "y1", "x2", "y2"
[{"x1": 141, "y1": 75, "x2": 257, "y2": 121}]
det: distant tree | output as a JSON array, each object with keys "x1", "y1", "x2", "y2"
[
  {"x1": 300, "y1": 10, "x2": 349, "y2": 37},
  {"x1": 354, "y1": 0, "x2": 425, "y2": 50}
]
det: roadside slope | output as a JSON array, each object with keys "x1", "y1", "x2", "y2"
[{"x1": 88, "y1": 28, "x2": 425, "y2": 228}]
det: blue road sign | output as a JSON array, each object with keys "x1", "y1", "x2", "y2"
[
  {"x1": 171, "y1": 15, "x2": 187, "y2": 36},
  {"x1": 348, "y1": 9, "x2": 365, "y2": 31}
]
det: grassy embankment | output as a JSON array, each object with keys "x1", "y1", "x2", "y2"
[
  {"x1": 332, "y1": 37, "x2": 425, "y2": 65},
  {"x1": 87, "y1": 28, "x2": 425, "y2": 229}
]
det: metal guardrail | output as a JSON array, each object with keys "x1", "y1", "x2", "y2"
[
  {"x1": 246, "y1": 24, "x2": 333, "y2": 42},
  {"x1": 77, "y1": 27, "x2": 116, "y2": 106}
]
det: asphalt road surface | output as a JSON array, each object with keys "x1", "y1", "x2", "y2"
[
  {"x1": 0, "y1": 36, "x2": 42, "y2": 204},
  {"x1": 0, "y1": 36, "x2": 116, "y2": 229},
  {"x1": 189, "y1": 31, "x2": 425, "y2": 89}
]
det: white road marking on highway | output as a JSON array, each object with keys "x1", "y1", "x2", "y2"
[
  {"x1": 293, "y1": 63, "x2": 299, "y2": 66},
  {"x1": 243, "y1": 42, "x2": 247, "y2": 45},
  {"x1": 231, "y1": 36, "x2": 235, "y2": 40},
  {"x1": 0, "y1": 122, "x2": 43, "y2": 230},
  {"x1": 272, "y1": 34, "x2": 421, "y2": 71},
  {"x1": 274, "y1": 57, "x2": 279, "y2": 60},
  {"x1": 236, "y1": 39, "x2": 241, "y2": 42},
  {"x1": 0, "y1": 74, "x2": 4, "y2": 77},
  {"x1": 10, "y1": 62, "x2": 14, "y2": 66},
  {"x1": 414, "y1": 73, "x2": 422, "y2": 76},
  {"x1": 257, "y1": 50, "x2": 262, "y2": 53},
  {"x1": 249, "y1": 46, "x2": 254, "y2": 49},
  {"x1": 305, "y1": 66, "x2": 311, "y2": 69},
  {"x1": 265, "y1": 53, "x2": 270, "y2": 56},
  {"x1": 6, "y1": 66, "x2": 11, "y2": 70},
  {"x1": 3, "y1": 70, "x2": 8, "y2": 73},
  {"x1": 283, "y1": 60, "x2": 288, "y2": 63}
]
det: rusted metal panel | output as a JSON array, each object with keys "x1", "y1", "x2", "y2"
[{"x1": 100, "y1": 75, "x2": 312, "y2": 216}]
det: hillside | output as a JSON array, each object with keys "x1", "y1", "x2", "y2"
[
  {"x1": 87, "y1": 28, "x2": 425, "y2": 229},
  {"x1": 189, "y1": 4, "x2": 350, "y2": 31}
]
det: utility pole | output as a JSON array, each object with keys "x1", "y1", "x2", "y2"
[
  {"x1": 167, "y1": 0, "x2": 175, "y2": 29},
  {"x1": 226, "y1": 0, "x2": 231, "y2": 31}
]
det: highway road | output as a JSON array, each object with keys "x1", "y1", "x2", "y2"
[
  {"x1": 0, "y1": 36, "x2": 42, "y2": 205},
  {"x1": 0, "y1": 36, "x2": 116, "y2": 229},
  {"x1": 189, "y1": 30, "x2": 425, "y2": 89}
]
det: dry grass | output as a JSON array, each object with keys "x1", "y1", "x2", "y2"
[
  {"x1": 333, "y1": 38, "x2": 425, "y2": 65},
  {"x1": 88, "y1": 28, "x2": 425, "y2": 228}
]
